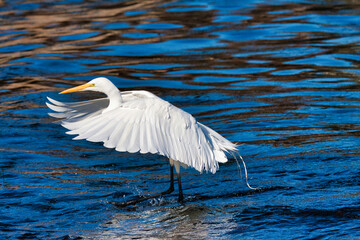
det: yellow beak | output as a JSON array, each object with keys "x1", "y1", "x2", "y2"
[{"x1": 60, "y1": 83, "x2": 94, "y2": 94}]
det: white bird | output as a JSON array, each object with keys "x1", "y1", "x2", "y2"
[{"x1": 47, "y1": 77, "x2": 252, "y2": 206}]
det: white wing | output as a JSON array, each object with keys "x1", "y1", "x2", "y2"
[
  {"x1": 47, "y1": 91, "x2": 237, "y2": 173},
  {"x1": 46, "y1": 97, "x2": 109, "y2": 122}
]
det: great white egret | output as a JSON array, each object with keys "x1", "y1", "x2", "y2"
[{"x1": 47, "y1": 77, "x2": 253, "y2": 206}]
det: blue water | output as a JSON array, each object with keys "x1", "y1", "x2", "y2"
[{"x1": 1, "y1": 0, "x2": 359, "y2": 239}]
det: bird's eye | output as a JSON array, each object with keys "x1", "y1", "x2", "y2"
[{"x1": 90, "y1": 83, "x2": 95, "y2": 87}]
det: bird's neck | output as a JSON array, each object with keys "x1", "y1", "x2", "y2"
[{"x1": 104, "y1": 88, "x2": 122, "y2": 113}]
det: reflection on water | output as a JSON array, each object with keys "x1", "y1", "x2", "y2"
[{"x1": 0, "y1": 0, "x2": 360, "y2": 239}]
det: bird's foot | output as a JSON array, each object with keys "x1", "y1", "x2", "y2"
[
  {"x1": 178, "y1": 193, "x2": 184, "y2": 204},
  {"x1": 111, "y1": 186, "x2": 175, "y2": 207}
]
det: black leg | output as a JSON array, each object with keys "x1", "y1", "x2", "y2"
[
  {"x1": 164, "y1": 164, "x2": 174, "y2": 194},
  {"x1": 177, "y1": 172, "x2": 184, "y2": 203},
  {"x1": 111, "y1": 165, "x2": 175, "y2": 207}
]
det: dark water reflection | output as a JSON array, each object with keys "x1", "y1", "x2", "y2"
[{"x1": 1, "y1": 0, "x2": 360, "y2": 239}]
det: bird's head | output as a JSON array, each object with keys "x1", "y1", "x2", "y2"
[{"x1": 60, "y1": 77, "x2": 116, "y2": 94}]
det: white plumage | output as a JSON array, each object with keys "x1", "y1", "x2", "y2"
[{"x1": 47, "y1": 77, "x2": 243, "y2": 204}]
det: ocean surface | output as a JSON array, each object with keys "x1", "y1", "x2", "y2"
[{"x1": 0, "y1": 0, "x2": 359, "y2": 239}]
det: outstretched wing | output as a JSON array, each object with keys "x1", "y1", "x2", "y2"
[
  {"x1": 46, "y1": 97, "x2": 109, "y2": 122},
  {"x1": 47, "y1": 91, "x2": 237, "y2": 173}
]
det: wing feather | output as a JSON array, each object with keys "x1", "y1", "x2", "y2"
[
  {"x1": 115, "y1": 120, "x2": 133, "y2": 152},
  {"x1": 160, "y1": 115, "x2": 171, "y2": 156},
  {"x1": 145, "y1": 117, "x2": 157, "y2": 154},
  {"x1": 47, "y1": 91, "x2": 237, "y2": 173},
  {"x1": 87, "y1": 118, "x2": 118, "y2": 142},
  {"x1": 127, "y1": 121, "x2": 140, "y2": 153},
  {"x1": 104, "y1": 121, "x2": 124, "y2": 149},
  {"x1": 72, "y1": 116, "x2": 110, "y2": 140},
  {"x1": 138, "y1": 116, "x2": 148, "y2": 154},
  {"x1": 47, "y1": 97, "x2": 108, "y2": 120},
  {"x1": 46, "y1": 102, "x2": 69, "y2": 112}
]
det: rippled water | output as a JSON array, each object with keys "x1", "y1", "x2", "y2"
[{"x1": 1, "y1": 0, "x2": 360, "y2": 239}]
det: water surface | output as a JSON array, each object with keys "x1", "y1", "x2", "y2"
[{"x1": 0, "y1": 0, "x2": 360, "y2": 239}]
